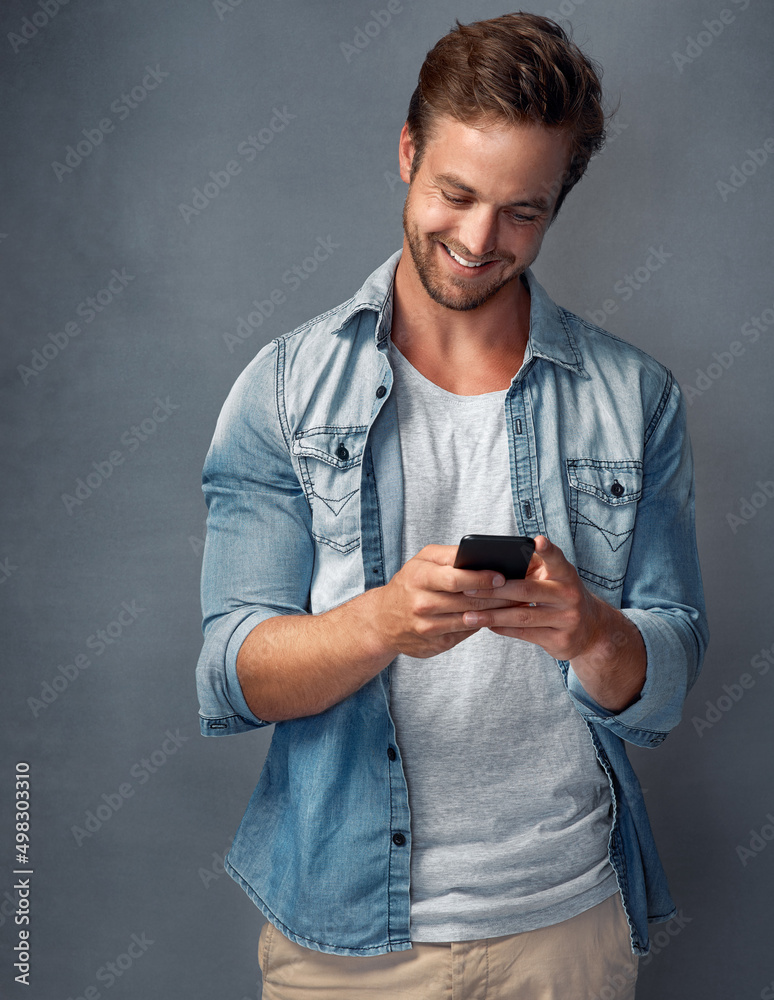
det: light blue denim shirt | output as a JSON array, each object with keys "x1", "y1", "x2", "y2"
[{"x1": 197, "y1": 250, "x2": 708, "y2": 957}]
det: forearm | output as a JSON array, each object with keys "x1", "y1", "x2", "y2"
[
  {"x1": 236, "y1": 587, "x2": 396, "y2": 722},
  {"x1": 569, "y1": 596, "x2": 647, "y2": 713}
]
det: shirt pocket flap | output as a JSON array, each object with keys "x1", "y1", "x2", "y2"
[
  {"x1": 292, "y1": 426, "x2": 369, "y2": 469},
  {"x1": 567, "y1": 460, "x2": 643, "y2": 505}
]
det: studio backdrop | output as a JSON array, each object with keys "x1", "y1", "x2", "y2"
[{"x1": 1, "y1": 1, "x2": 772, "y2": 997}]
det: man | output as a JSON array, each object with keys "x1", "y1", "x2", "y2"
[{"x1": 197, "y1": 13, "x2": 708, "y2": 998}]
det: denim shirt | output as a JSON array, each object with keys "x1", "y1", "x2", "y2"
[{"x1": 197, "y1": 250, "x2": 708, "y2": 957}]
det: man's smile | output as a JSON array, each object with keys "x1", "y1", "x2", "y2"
[{"x1": 440, "y1": 243, "x2": 494, "y2": 268}]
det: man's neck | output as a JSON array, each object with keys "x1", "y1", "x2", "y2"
[{"x1": 390, "y1": 246, "x2": 531, "y2": 395}]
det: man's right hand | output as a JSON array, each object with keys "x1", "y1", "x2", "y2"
[{"x1": 237, "y1": 544, "x2": 519, "y2": 722}]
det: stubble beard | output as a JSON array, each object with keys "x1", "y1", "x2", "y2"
[{"x1": 402, "y1": 196, "x2": 523, "y2": 312}]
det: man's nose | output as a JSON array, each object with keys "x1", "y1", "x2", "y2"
[{"x1": 457, "y1": 208, "x2": 499, "y2": 259}]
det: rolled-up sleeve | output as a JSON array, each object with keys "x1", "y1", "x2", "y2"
[
  {"x1": 196, "y1": 341, "x2": 314, "y2": 736},
  {"x1": 566, "y1": 376, "x2": 709, "y2": 748}
]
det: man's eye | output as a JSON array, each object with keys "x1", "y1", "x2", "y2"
[{"x1": 442, "y1": 192, "x2": 468, "y2": 205}]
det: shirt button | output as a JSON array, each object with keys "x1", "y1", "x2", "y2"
[
  {"x1": 335, "y1": 444, "x2": 349, "y2": 460},
  {"x1": 387, "y1": 746, "x2": 396, "y2": 761},
  {"x1": 392, "y1": 832, "x2": 406, "y2": 846},
  {"x1": 611, "y1": 480, "x2": 624, "y2": 497},
  {"x1": 376, "y1": 386, "x2": 387, "y2": 398}
]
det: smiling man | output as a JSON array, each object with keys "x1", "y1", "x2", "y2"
[{"x1": 197, "y1": 13, "x2": 708, "y2": 999}]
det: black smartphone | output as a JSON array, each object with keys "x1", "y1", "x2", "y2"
[{"x1": 453, "y1": 534, "x2": 535, "y2": 579}]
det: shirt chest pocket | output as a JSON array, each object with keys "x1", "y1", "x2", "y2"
[
  {"x1": 566, "y1": 459, "x2": 643, "y2": 592},
  {"x1": 292, "y1": 426, "x2": 368, "y2": 554}
]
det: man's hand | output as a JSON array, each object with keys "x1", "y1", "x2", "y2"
[
  {"x1": 236, "y1": 544, "x2": 517, "y2": 722},
  {"x1": 374, "y1": 544, "x2": 519, "y2": 658},
  {"x1": 459, "y1": 535, "x2": 647, "y2": 712}
]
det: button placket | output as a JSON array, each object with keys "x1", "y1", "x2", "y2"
[{"x1": 506, "y1": 384, "x2": 543, "y2": 535}]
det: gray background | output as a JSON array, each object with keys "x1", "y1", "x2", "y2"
[{"x1": 1, "y1": 0, "x2": 772, "y2": 997}]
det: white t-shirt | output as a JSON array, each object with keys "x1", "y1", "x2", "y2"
[{"x1": 388, "y1": 337, "x2": 617, "y2": 942}]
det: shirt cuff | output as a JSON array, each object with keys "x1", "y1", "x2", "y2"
[
  {"x1": 222, "y1": 610, "x2": 278, "y2": 729},
  {"x1": 566, "y1": 608, "x2": 691, "y2": 747}
]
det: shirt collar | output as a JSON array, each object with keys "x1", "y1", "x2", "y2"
[
  {"x1": 520, "y1": 266, "x2": 588, "y2": 378},
  {"x1": 316, "y1": 250, "x2": 401, "y2": 341},
  {"x1": 325, "y1": 249, "x2": 588, "y2": 378}
]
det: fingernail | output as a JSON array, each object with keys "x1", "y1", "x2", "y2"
[
  {"x1": 463, "y1": 613, "x2": 480, "y2": 625},
  {"x1": 492, "y1": 575, "x2": 505, "y2": 587},
  {"x1": 464, "y1": 590, "x2": 478, "y2": 596}
]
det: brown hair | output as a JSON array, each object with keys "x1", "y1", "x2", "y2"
[{"x1": 406, "y1": 13, "x2": 607, "y2": 216}]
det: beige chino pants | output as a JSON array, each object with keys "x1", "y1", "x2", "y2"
[{"x1": 258, "y1": 891, "x2": 639, "y2": 999}]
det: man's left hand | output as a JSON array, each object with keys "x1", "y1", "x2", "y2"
[{"x1": 461, "y1": 535, "x2": 647, "y2": 712}]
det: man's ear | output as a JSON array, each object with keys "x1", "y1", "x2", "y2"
[{"x1": 398, "y1": 123, "x2": 415, "y2": 184}]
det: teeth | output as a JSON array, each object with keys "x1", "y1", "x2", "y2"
[{"x1": 445, "y1": 245, "x2": 489, "y2": 268}]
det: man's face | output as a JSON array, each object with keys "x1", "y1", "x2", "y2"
[{"x1": 399, "y1": 116, "x2": 571, "y2": 311}]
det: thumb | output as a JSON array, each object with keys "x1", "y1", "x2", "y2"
[
  {"x1": 530, "y1": 535, "x2": 569, "y2": 576},
  {"x1": 419, "y1": 543, "x2": 462, "y2": 566}
]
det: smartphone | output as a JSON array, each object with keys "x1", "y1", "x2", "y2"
[{"x1": 453, "y1": 534, "x2": 535, "y2": 579}]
